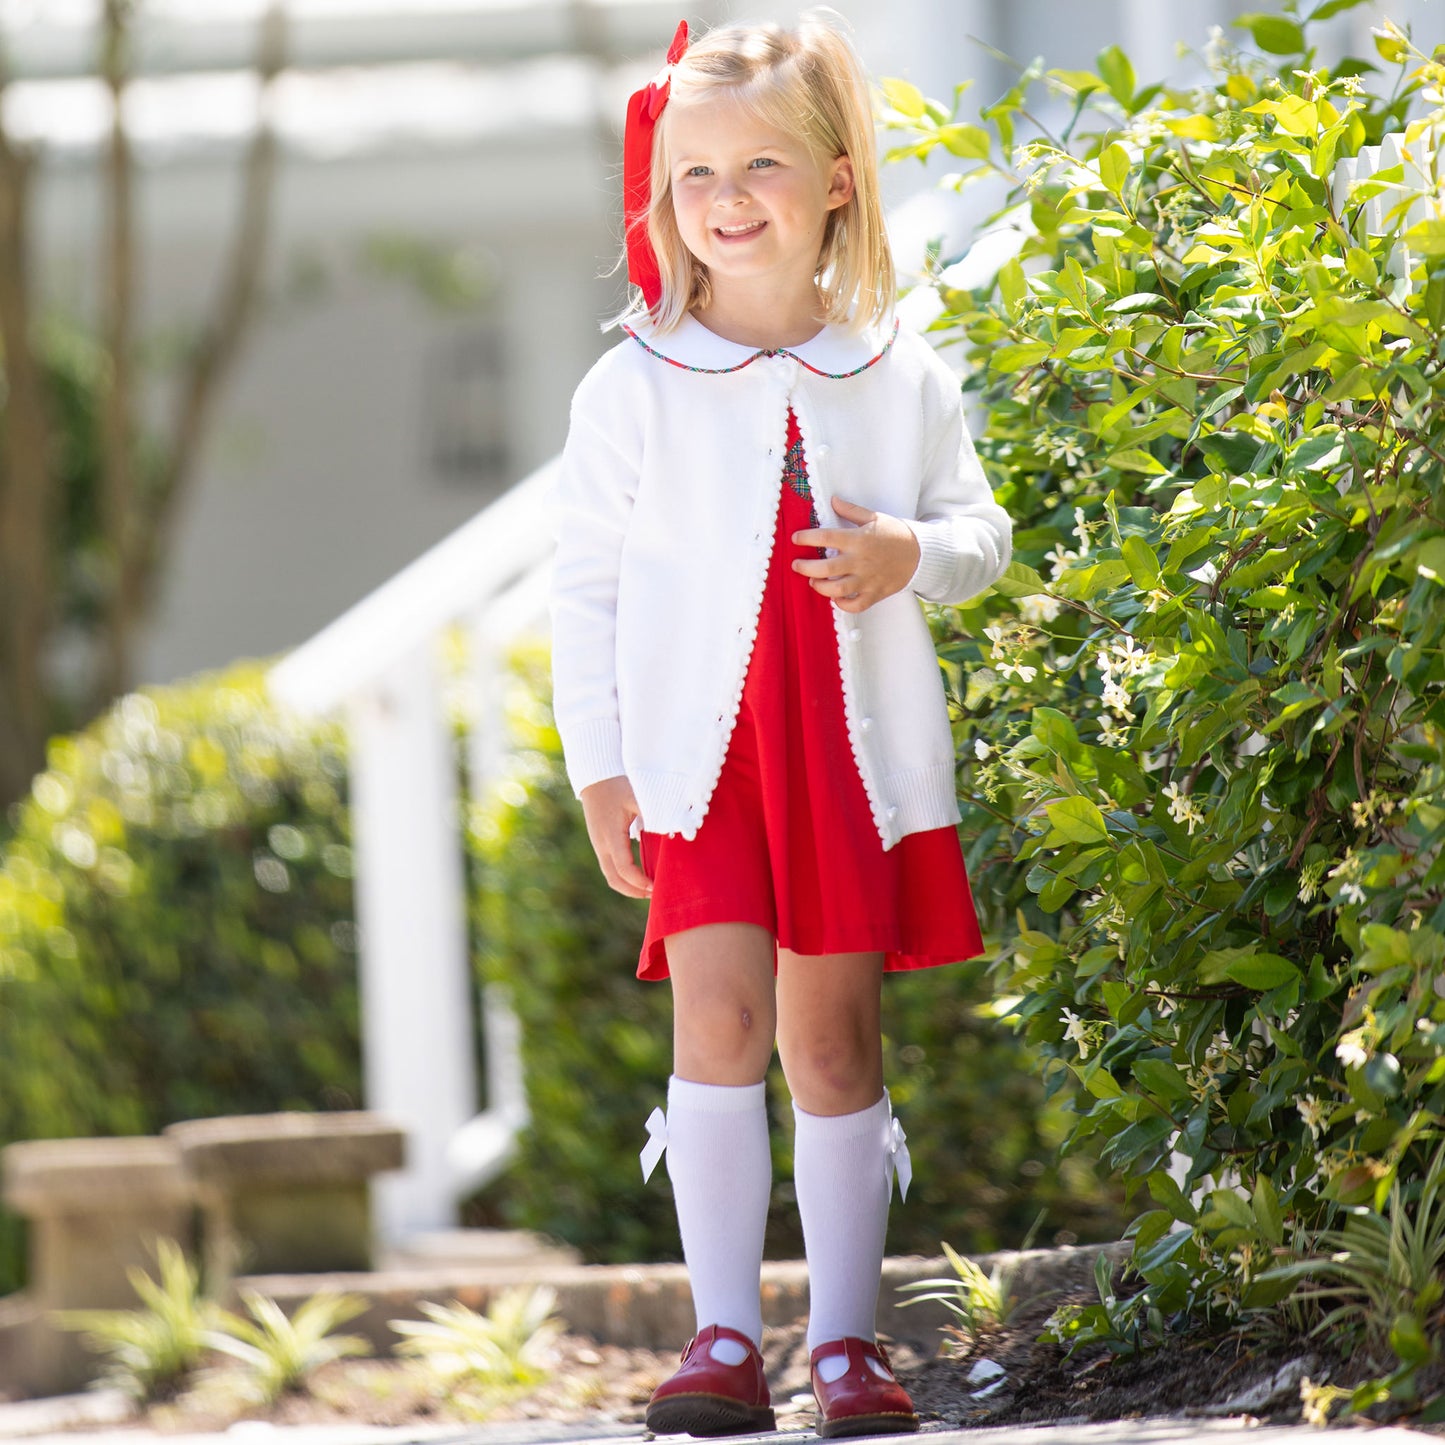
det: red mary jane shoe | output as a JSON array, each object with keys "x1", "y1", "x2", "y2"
[
  {"x1": 646, "y1": 1323, "x2": 777, "y2": 1437},
  {"x1": 810, "y1": 1337, "x2": 920, "y2": 1438}
]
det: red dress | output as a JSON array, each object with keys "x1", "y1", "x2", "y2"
[{"x1": 636, "y1": 409, "x2": 985, "y2": 981}]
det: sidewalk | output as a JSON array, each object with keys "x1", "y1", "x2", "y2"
[
  {"x1": 0, "y1": 1414, "x2": 1436, "y2": 1445},
  {"x1": 0, "y1": 1391, "x2": 1438, "y2": 1445}
]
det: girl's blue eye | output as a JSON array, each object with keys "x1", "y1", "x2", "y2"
[
  {"x1": 751, "y1": 157, "x2": 777, "y2": 168},
  {"x1": 686, "y1": 165, "x2": 710, "y2": 177}
]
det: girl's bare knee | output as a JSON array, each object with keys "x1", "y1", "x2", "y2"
[
  {"x1": 676, "y1": 997, "x2": 772, "y2": 1077},
  {"x1": 779, "y1": 1030, "x2": 882, "y2": 1113}
]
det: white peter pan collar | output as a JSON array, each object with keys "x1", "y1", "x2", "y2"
[{"x1": 622, "y1": 310, "x2": 899, "y2": 379}]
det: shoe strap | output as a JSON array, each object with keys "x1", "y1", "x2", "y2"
[
  {"x1": 687, "y1": 1323, "x2": 763, "y2": 1363},
  {"x1": 810, "y1": 1336, "x2": 888, "y2": 1370}
]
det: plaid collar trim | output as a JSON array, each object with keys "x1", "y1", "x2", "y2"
[{"x1": 622, "y1": 312, "x2": 898, "y2": 379}]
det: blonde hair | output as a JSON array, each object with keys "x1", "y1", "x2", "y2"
[{"x1": 612, "y1": 9, "x2": 894, "y2": 336}]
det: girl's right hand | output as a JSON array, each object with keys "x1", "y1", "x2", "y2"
[{"x1": 579, "y1": 775, "x2": 653, "y2": 898}]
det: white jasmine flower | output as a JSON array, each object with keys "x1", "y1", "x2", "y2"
[
  {"x1": 1162, "y1": 780, "x2": 1206, "y2": 835},
  {"x1": 1108, "y1": 637, "x2": 1153, "y2": 677},
  {"x1": 1019, "y1": 592, "x2": 1062, "y2": 625},
  {"x1": 998, "y1": 659, "x2": 1038, "y2": 683},
  {"x1": 1337, "y1": 880, "x2": 1367, "y2": 906},
  {"x1": 1351, "y1": 791, "x2": 1388, "y2": 829},
  {"x1": 974, "y1": 738, "x2": 992, "y2": 760},
  {"x1": 1044, "y1": 544, "x2": 1081, "y2": 578},
  {"x1": 1060, "y1": 1007, "x2": 1090, "y2": 1058},
  {"x1": 1296, "y1": 1095, "x2": 1327, "y2": 1139},
  {"x1": 1098, "y1": 717, "x2": 1130, "y2": 748},
  {"x1": 1335, "y1": 1029, "x2": 1371, "y2": 1069},
  {"x1": 1102, "y1": 678, "x2": 1133, "y2": 718},
  {"x1": 1041, "y1": 430, "x2": 1086, "y2": 468}
]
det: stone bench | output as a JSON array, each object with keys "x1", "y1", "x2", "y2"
[
  {"x1": 0, "y1": 1135, "x2": 195, "y2": 1396},
  {"x1": 163, "y1": 1110, "x2": 406, "y2": 1291},
  {"x1": 0, "y1": 1112, "x2": 407, "y2": 1399}
]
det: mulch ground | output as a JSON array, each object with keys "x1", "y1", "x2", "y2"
[{"x1": 28, "y1": 1284, "x2": 1445, "y2": 1436}]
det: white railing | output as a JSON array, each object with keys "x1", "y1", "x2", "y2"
[{"x1": 268, "y1": 459, "x2": 556, "y2": 1248}]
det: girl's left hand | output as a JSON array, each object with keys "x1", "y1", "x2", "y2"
[{"x1": 790, "y1": 497, "x2": 922, "y2": 613}]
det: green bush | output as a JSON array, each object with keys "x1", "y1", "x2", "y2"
[
  {"x1": 880, "y1": 0, "x2": 1445, "y2": 1403},
  {"x1": 466, "y1": 642, "x2": 1128, "y2": 1262},
  {"x1": 0, "y1": 663, "x2": 363, "y2": 1297}
]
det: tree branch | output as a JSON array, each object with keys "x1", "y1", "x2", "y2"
[
  {"x1": 0, "y1": 69, "x2": 58, "y2": 803},
  {"x1": 96, "y1": 0, "x2": 138, "y2": 703},
  {"x1": 130, "y1": 4, "x2": 287, "y2": 634}
]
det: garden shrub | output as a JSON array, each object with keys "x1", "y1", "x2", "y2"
[
  {"x1": 880, "y1": 0, "x2": 1445, "y2": 1402},
  {"x1": 466, "y1": 642, "x2": 1129, "y2": 1263},
  {"x1": 0, "y1": 663, "x2": 362, "y2": 1297}
]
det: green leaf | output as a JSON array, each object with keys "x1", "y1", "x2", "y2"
[
  {"x1": 994, "y1": 341, "x2": 1050, "y2": 369},
  {"x1": 1080, "y1": 1064, "x2": 1123, "y2": 1100},
  {"x1": 939, "y1": 123, "x2": 990, "y2": 159},
  {"x1": 1235, "y1": 13, "x2": 1306, "y2": 54},
  {"x1": 1104, "y1": 292, "x2": 1167, "y2": 316},
  {"x1": 1308, "y1": 0, "x2": 1371, "y2": 18},
  {"x1": 1252, "y1": 1174, "x2": 1284, "y2": 1246},
  {"x1": 1031, "y1": 707, "x2": 1083, "y2": 759},
  {"x1": 1416, "y1": 537, "x2": 1445, "y2": 584},
  {"x1": 882, "y1": 78, "x2": 926, "y2": 119},
  {"x1": 1105, "y1": 448, "x2": 1169, "y2": 476},
  {"x1": 1121, "y1": 536, "x2": 1161, "y2": 588},
  {"x1": 1363, "y1": 1052, "x2": 1402, "y2": 1100},
  {"x1": 997, "y1": 256, "x2": 1026, "y2": 313},
  {"x1": 988, "y1": 560, "x2": 1050, "y2": 597},
  {"x1": 1097, "y1": 45, "x2": 1135, "y2": 107},
  {"x1": 1225, "y1": 954, "x2": 1300, "y2": 991},
  {"x1": 1206, "y1": 1189, "x2": 1254, "y2": 1230},
  {"x1": 1133, "y1": 1057, "x2": 1192, "y2": 1103},
  {"x1": 1167, "y1": 115, "x2": 1219, "y2": 141},
  {"x1": 1147, "y1": 1169, "x2": 1198, "y2": 1224},
  {"x1": 1045, "y1": 795, "x2": 1109, "y2": 845},
  {"x1": 1374, "y1": 29, "x2": 1408, "y2": 63},
  {"x1": 1390, "y1": 1312, "x2": 1431, "y2": 1366},
  {"x1": 1099, "y1": 142, "x2": 1130, "y2": 194},
  {"x1": 1405, "y1": 219, "x2": 1445, "y2": 257}
]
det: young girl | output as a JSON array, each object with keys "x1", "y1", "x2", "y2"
[{"x1": 548, "y1": 10, "x2": 1013, "y2": 1437}]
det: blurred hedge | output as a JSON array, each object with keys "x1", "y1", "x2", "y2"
[
  {"x1": 466, "y1": 641, "x2": 1129, "y2": 1261},
  {"x1": 0, "y1": 663, "x2": 363, "y2": 1297},
  {"x1": 0, "y1": 645, "x2": 1128, "y2": 1299}
]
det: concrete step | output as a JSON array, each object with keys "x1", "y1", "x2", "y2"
[
  {"x1": 230, "y1": 1240, "x2": 1131, "y2": 1356},
  {"x1": 375, "y1": 1228, "x2": 581, "y2": 1272}
]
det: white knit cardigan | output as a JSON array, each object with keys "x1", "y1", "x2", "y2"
[{"x1": 546, "y1": 310, "x2": 1014, "y2": 850}]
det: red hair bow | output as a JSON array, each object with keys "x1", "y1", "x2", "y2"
[{"x1": 624, "y1": 19, "x2": 690, "y2": 310}]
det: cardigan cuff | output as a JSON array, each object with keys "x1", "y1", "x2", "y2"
[
  {"x1": 563, "y1": 717, "x2": 626, "y2": 798},
  {"x1": 902, "y1": 518, "x2": 956, "y2": 602}
]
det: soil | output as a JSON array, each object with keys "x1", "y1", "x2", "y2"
[{"x1": 26, "y1": 1285, "x2": 1445, "y2": 1437}]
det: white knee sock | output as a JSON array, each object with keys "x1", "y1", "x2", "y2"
[
  {"x1": 794, "y1": 1092, "x2": 907, "y2": 1372},
  {"x1": 651, "y1": 1075, "x2": 771, "y2": 1356}
]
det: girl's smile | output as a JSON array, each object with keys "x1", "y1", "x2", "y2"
[{"x1": 714, "y1": 220, "x2": 768, "y2": 240}]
